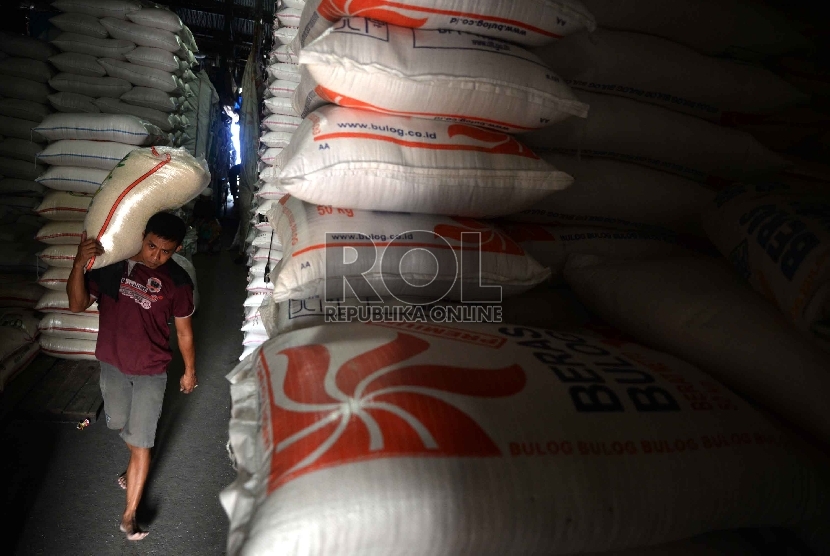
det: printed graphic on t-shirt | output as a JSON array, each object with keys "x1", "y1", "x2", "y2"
[{"x1": 120, "y1": 277, "x2": 164, "y2": 310}]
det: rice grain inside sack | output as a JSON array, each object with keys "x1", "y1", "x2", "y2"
[
  {"x1": 84, "y1": 146, "x2": 210, "y2": 270},
  {"x1": 298, "y1": 18, "x2": 589, "y2": 133},
  {"x1": 564, "y1": 253, "x2": 830, "y2": 446},
  {"x1": 292, "y1": 0, "x2": 596, "y2": 52},
  {"x1": 221, "y1": 322, "x2": 830, "y2": 556},
  {"x1": 267, "y1": 195, "x2": 551, "y2": 302},
  {"x1": 701, "y1": 184, "x2": 830, "y2": 338},
  {"x1": 279, "y1": 105, "x2": 573, "y2": 217}
]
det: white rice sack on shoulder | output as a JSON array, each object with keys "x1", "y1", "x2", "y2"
[
  {"x1": 37, "y1": 139, "x2": 137, "y2": 170},
  {"x1": 51, "y1": 33, "x2": 136, "y2": 61},
  {"x1": 49, "y1": 13, "x2": 109, "y2": 39},
  {"x1": 292, "y1": 0, "x2": 596, "y2": 52},
  {"x1": 34, "y1": 191, "x2": 93, "y2": 221},
  {"x1": 84, "y1": 146, "x2": 210, "y2": 270},
  {"x1": 267, "y1": 195, "x2": 551, "y2": 302},
  {"x1": 38, "y1": 312, "x2": 99, "y2": 339},
  {"x1": 34, "y1": 113, "x2": 167, "y2": 145},
  {"x1": 702, "y1": 183, "x2": 830, "y2": 338},
  {"x1": 100, "y1": 17, "x2": 183, "y2": 53},
  {"x1": 222, "y1": 321, "x2": 830, "y2": 555},
  {"x1": 507, "y1": 153, "x2": 716, "y2": 235},
  {"x1": 52, "y1": 0, "x2": 142, "y2": 20},
  {"x1": 298, "y1": 18, "x2": 589, "y2": 133},
  {"x1": 48, "y1": 92, "x2": 100, "y2": 113},
  {"x1": 36, "y1": 166, "x2": 110, "y2": 194},
  {"x1": 279, "y1": 105, "x2": 573, "y2": 217},
  {"x1": 49, "y1": 72, "x2": 133, "y2": 99},
  {"x1": 48, "y1": 52, "x2": 106, "y2": 77},
  {"x1": 522, "y1": 91, "x2": 787, "y2": 185}
]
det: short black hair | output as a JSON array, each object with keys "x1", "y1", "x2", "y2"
[{"x1": 144, "y1": 212, "x2": 187, "y2": 246}]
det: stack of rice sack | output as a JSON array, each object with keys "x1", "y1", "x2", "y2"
[
  {"x1": 47, "y1": 0, "x2": 197, "y2": 147},
  {"x1": 0, "y1": 303, "x2": 42, "y2": 393},
  {"x1": 178, "y1": 70, "x2": 220, "y2": 158}
]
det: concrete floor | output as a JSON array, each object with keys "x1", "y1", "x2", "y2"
[{"x1": 0, "y1": 222, "x2": 247, "y2": 556}]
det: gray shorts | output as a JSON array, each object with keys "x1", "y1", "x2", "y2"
[{"x1": 99, "y1": 361, "x2": 167, "y2": 449}]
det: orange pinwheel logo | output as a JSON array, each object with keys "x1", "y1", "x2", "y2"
[
  {"x1": 260, "y1": 332, "x2": 525, "y2": 492},
  {"x1": 434, "y1": 218, "x2": 527, "y2": 255},
  {"x1": 447, "y1": 124, "x2": 540, "y2": 159}
]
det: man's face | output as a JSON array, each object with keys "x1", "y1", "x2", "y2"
[{"x1": 135, "y1": 232, "x2": 181, "y2": 269}]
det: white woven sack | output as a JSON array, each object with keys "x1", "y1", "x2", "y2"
[
  {"x1": 263, "y1": 96, "x2": 297, "y2": 117},
  {"x1": 0, "y1": 78, "x2": 51, "y2": 104},
  {"x1": 522, "y1": 91, "x2": 787, "y2": 185},
  {"x1": 222, "y1": 322, "x2": 830, "y2": 556},
  {"x1": 260, "y1": 131, "x2": 293, "y2": 149},
  {"x1": 0, "y1": 99, "x2": 52, "y2": 122},
  {"x1": 565, "y1": 253, "x2": 830, "y2": 445},
  {"x1": 298, "y1": 18, "x2": 588, "y2": 133},
  {"x1": 93, "y1": 98, "x2": 175, "y2": 132},
  {"x1": 34, "y1": 191, "x2": 93, "y2": 220},
  {"x1": 256, "y1": 182, "x2": 288, "y2": 200},
  {"x1": 507, "y1": 153, "x2": 716, "y2": 235},
  {"x1": 243, "y1": 291, "x2": 271, "y2": 308},
  {"x1": 701, "y1": 184, "x2": 830, "y2": 338},
  {"x1": 51, "y1": 33, "x2": 137, "y2": 61},
  {"x1": 578, "y1": 0, "x2": 810, "y2": 58},
  {"x1": 52, "y1": 0, "x2": 142, "y2": 20},
  {"x1": 265, "y1": 79, "x2": 299, "y2": 99},
  {"x1": 292, "y1": 0, "x2": 596, "y2": 53},
  {"x1": 121, "y1": 86, "x2": 179, "y2": 112},
  {"x1": 0, "y1": 139, "x2": 41, "y2": 163},
  {"x1": 0, "y1": 31, "x2": 58, "y2": 61},
  {"x1": 259, "y1": 148, "x2": 283, "y2": 166},
  {"x1": 38, "y1": 244, "x2": 78, "y2": 268},
  {"x1": 0, "y1": 341, "x2": 39, "y2": 392},
  {"x1": 48, "y1": 92, "x2": 100, "y2": 113},
  {"x1": 84, "y1": 146, "x2": 210, "y2": 270},
  {"x1": 49, "y1": 13, "x2": 109, "y2": 39},
  {"x1": 37, "y1": 267, "x2": 72, "y2": 291},
  {"x1": 0, "y1": 115, "x2": 46, "y2": 143},
  {"x1": 36, "y1": 166, "x2": 110, "y2": 194},
  {"x1": 0, "y1": 277, "x2": 44, "y2": 308},
  {"x1": 502, "y1": 223, "x2": 691, "y2": 280},
  {"x1": 98, "y1": 58, "x2": 178, "y2": 93},
  {"x1": 34, "y1": 113, "x2": 166, "y2": 145},
  {"x1": 49, "y1": 72, "x2": 133, "y2": 99},
  {"x1": 37, "y1": 139, "x2": 137, "y2": 170},
  {"x1": 268, "y1": 196, "x2": 551, "y2": 302},
  {"x1": 269, "y1": 44, "x2": 298, "y2": 64},
  {"x1": 0, "y1": 328, "x2": 34, "y2": 365},
  {"x1": 274, "y1": 26, "x2": 298, "y2": 45},
  {"x1": 0, "y1": 179, "x2": 44, "y2": 196},
  {"x1": 39, "y1": 335, "x2": 97, "y2": 360},
  {"x1": 0, "y1": 57, "x2": 55, "y2": 83},
  {"x1": 0, "y1": 308, "x2": 40, "y2": 341},
  {"x1": 48, "y1": 52, "x2": 106, "y2": 77},
  {"x1": 100, "y1": 17, "x2": 182, "y2": 53},
  {"x1": 279, "y1": 106, "x2": 573, "y2": 217},
  {"x1": 35, "y1": 290, "x2": 98, "y2": 314},
  {"x1": 126, "y1": 7, "x2": 183, "y2": 32},
  {"x1": 266, "y1": 63, "x2": 299, "y2": 83},
  {"x1": 275, "y1": 7, "x2": 301, "y2": 27},
  {"x1": 262, "y1": 113, "x2": 302, "y2": 133},
  {"x1": 38, "y1": 312, "x2": 99, "y2": 339},
  {"x1": 533, "y1": 29, "x2": 808, "y2": 124},
  {"x1": 124, "y1": 46, "x2": 180, "y2": 73},
  {"x1": 0, "y1": 157, "x2": 45, "y2": 181},
  {"x1": 35, "y1": 221, "x2": 84, "y2": 245},
  {"x1": 282, "y1": 0, "x2": 305, "y2": 7}
]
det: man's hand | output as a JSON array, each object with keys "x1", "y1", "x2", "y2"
[
  {"x1": 74, "y1": 231, "x2": 104, "y2": 270},
  {"x1": 180, "y1": 373, "x2": 197, "y2": 394}
]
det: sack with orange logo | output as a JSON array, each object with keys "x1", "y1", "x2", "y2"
[
  {"x1": 296, "y1": 18, "x2": 588, "y2": 134},
  {"x1": 267, "y1": 195, "x2": 551, "y2": 302},
  {"x1": 222, "y1": 322, "x2": 830, "y2": 555},
  {"x1": 276, "y1": 105, "x2": 573, "y2": 217},
  {"x1": 291, "y1": 0, "x2": 596, "y2": 52}
]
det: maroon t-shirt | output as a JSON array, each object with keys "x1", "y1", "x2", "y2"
[{"x1": 87, "y1": 260, "x2": 194, "y2": 376}]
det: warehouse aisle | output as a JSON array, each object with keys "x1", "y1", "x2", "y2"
[{"x1": 1, "y1": 226, "x2": 247, "y2": 556}]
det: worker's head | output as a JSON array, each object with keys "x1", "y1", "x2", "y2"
[{"x1": 135, "y1": 212, "x2": 187, "y2": 269}]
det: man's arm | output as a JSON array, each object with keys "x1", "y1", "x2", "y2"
[
  {"x1": 67, "y1": 232, "x2": 104, "y2": 313},
  {"x1": 175, "y1": 316, "x2": 197, "y2": 394}
]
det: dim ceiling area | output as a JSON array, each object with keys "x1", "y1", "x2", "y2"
[{"x1": 5, "y1": 0, "x2": 278, "y2": 106}]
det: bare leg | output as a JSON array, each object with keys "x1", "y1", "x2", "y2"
[{"x1": 119, "y1": 443, "x2": 150, "y2": 541}]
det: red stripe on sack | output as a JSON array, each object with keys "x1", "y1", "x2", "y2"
[{"x1": 86, "y1": 151, "x2": 172, "y2": 271}]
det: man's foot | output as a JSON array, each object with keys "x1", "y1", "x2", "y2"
[
  {"x1": 119, "y1": 520, "x2": 149, "y2": 541},
  {"x1": 117, "y1": 473, "x2": 127, "y2": 490}
]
